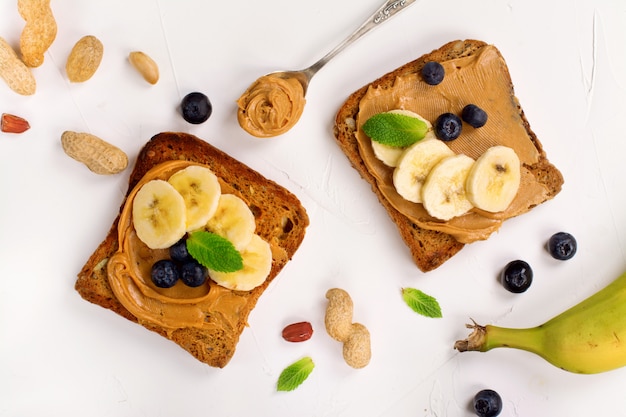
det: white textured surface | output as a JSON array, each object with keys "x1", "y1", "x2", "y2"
[{"x1": 1, "y1": 0, "x2": 626, "y2": 415}]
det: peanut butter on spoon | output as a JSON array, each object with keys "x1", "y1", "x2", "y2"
[
  {"x1": 236, "y1": 0, "x2": 417, "y2": 138},
  {"x1": 237, "y1": 74, "x2": 305, "y2": 138}
]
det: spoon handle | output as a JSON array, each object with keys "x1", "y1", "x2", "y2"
[{"x1": 306, "y1": 0, "x2": 417, "y2": 76}]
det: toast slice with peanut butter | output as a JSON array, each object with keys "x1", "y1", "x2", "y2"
[
  {"x1": 75, "y1": 132, "x2": 309, "y2": 367},
  {"x1": 333, "y1": 39, "x2": 563, "y2": 272}
]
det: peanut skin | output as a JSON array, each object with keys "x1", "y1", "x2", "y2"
[
  {"x1": 324, "y1": 288, "x2": 371, "y2": 368},
  {"x1": 18, "y1": 0, "x2": 57, "y2": 67},
  {"x1": 0, "y1": 37, "x2": 36, "y2": 95},
  {"x1": 61, "y1": 131, "x2": 128, "y2": 175}
]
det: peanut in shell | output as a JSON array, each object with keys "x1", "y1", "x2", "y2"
[
  {"x1": 18, "y1": 0, "x2": 57, "y2": 67},
  {"x1": 66, "y1": 35, "x2": 104, "y2": 83},
  {"x1": 61, "y1": 131, "x2": 128, "y2": 175},
  {"x1": 0, "y1": 37, "x2": 36, "y2": 95}
]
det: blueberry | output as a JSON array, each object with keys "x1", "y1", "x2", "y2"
[
  {"x1": 421, "y1": 61, "x2": 445, "y2": 85},
  {"x1": 170, "y1": 237, "x2": 191, "y2": 263},
  {"x1": 548, "y1": 232, "x2": 577, "y2": 260},
  {"x1": 181, "y1": 92, "x2": 212, "y2": 124},
  {"x1": 473, "y1": 389, "x2": 502, "y2": 417},
  {"x1": 462, "y1": 104, "x2": 488, "y2": 128},
  {"x1": 151, "y1": 259, "x2": 179, "y2": 288},
  {"x1": 180, "y1": 260, "x2": 208, "y2": 287},
  {"x1": 501, "y1": 260, "x2": 533, "y2": 293},
  {"x1": 435, "y1": 113, "x2": 462, "y2": 141}
]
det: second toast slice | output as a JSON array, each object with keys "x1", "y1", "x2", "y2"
[{"x1": 334, "y1": 39, "x2": 563, "y2": 272}]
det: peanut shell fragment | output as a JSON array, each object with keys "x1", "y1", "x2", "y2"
[
  {"x1": 18, "y1": 0, "x2": 57, "y2": 67},
  {"x1": 61, "y1": 131, "x2": 128, "y2": 175},
  {"x1": 0, "y1": 37, "x2": 36, "y2": 95},
  {"x1": 66, "y1": 35, "x2": 104, "y2": 83},
  {"x1": 129, "y1": 51, "x2": 159, "y2": 85}
]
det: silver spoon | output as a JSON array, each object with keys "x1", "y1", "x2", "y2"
[{"x1": 269, "y1": 0, "x2": 417, "y2": 95}]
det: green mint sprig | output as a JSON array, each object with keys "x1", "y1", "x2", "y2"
[
  {"x1": 277, "y1": 357, "x2": 315, "y2": 392},
  {"x1": 362, "y1": 112, "x2": 428, "y2": 148},
  {"x1": 402, "y1": 288, "x2": 442, "y2": 318},
  {"x1": 186, "y1": 230, "x2": 243, "y2": 272}
]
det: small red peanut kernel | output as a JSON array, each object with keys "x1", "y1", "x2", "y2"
[
  {"x1": 282, "y1": 321, "x2": 313, "y2": 342},
  {"x1": 1, "y1": 113, "x2": 30, "y2": 133}
]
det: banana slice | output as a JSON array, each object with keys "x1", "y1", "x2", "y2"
[
  {"x1": 167, "y1": 165, "x2": 221, "y2": 232},
  {"x1": 466, "y1": 145, "x2": 521, "y2": 213},
  {"x1": 209, "y1": 234, "x2": 272, "y2": 291},
  {"x1": 422, "y1": 154, "x2": 475, "y2": 221},
  {"x1": 132, "y1": 179, "x2": 187, "y2": 249},
  {"x1": 370, "y1": 110, "x2": 433, "y2": 167},
  {"x1": 205, "y1": 194, "x2": 256, "y2": 251},
  {"x1": 392, "y1": 138, "x2": 455, "y2": 203},
  {"x1": 371, "y1": 141, "x2": 405, "y2": 167}
]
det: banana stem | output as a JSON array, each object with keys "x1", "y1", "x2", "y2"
[{"x1": 455, "y1": 320, "x2": 544, "y2": 355}]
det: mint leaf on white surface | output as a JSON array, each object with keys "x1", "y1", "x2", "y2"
[
  {"x1": 186, "y1": 230, "x2": 243, "y2": 272},
  {"x1": 362, "y1": 112, "x2": 428, "y2": 147},
  {"x1": 402, "y1": 288, "x2": 442, "y2": 318},
  {"x1": 277, "y1": 357, "x2": 314, "y2": 392}
]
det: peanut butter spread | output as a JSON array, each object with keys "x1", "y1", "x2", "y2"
[
  {"x1": 355, "y1": 45, "x2": 551, "y2": 243},
  {"x1": 237, "y1": 74, "x2": 305, "y2": 137},
  {"x1": 107, "y1": 160, "x2": 279, "y2": 334}
]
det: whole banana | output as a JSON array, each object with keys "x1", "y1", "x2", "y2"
[{"x1": 454, "y1": 270, "x2": 626, "y2": 374}]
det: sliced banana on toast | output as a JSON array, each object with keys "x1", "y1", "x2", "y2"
[
  {"x1": 422, "y1": 154, "x2": 475, "y2": 221},
  {"x1": 465, "y1": 145, "x2": 521, "y2": 213},
  {"x1": 131, "y1": 163, "x2": 274, "y2": 291},
  {"x1": 168, "y1": 165, "x2": 221, "y2": 231},
  {"x1": 393, "y1": 138, "x2": 455, "y2": 203},
  {"x1": 208, "y1": 234, "x2": 273, "y2": 291},
  {"x1": 206, "y1": 194, "x2": 256, "y2": 251},
  {"x1": 367, "y1": 107, "x2": 521, "y2": 221},
  {"x1": 132, "y1": 179, "x2": 187, "y2": 249},
  {"x1": 372, "y1": 141, "x2": 405, "y2": 168},
  {"x1": 370, "y1": 110, "x2": 433, "y2": 167}
]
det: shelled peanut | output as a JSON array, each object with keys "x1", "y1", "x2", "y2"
[
  {"x1": 128, "y1": 51, "x2": 159, "y2": 85},
  {"x1": 282, "y1": 321, "x2": 314, "y2": 342},
  {"x1": 1, "y1": 113, "x2": 30, "y2": 133}
]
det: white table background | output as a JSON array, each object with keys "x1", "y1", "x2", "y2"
[{"x1": 1, "y1": 0, "x2": 626, "y2": 415}]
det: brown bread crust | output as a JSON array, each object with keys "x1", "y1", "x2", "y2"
[
  {"x1": 333, "y1": 39, "x2": 563, "y2": 272},
  {"x1": 75, "y1": 132, "x2": 309, "y2": 367}
]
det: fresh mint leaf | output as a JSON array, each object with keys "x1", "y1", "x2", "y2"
[
  {"x1": 362, "y1": 112, "x2": 428, "y2": 148},
  {"x1": 186, "y1": 230, "x2": 243, "y2": 272},
  {"x1": 402, "y1": 288, "x2": 442, "y2": 318},
  {"x1": 277, "y1": 357, "x2": 314, "y2": 392}
]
